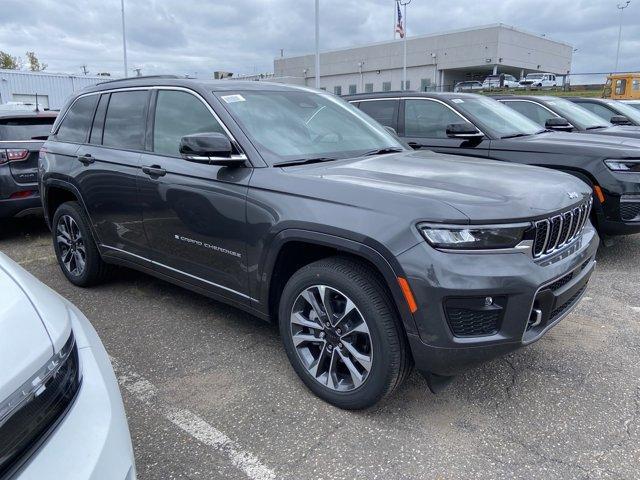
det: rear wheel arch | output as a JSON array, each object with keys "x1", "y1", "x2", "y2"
[
  {"x1": 262, "y1": 230, "x2": 419, "y2": 336},
  {"x1": 43, "y1": 180, "x2": 101, "y2": 244}
]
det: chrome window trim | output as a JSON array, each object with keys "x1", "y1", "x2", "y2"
[
  {"x1": 53, "y1": 86, "x2": 247, "y2": 160},
  {"x1": 100, "y1": 244, "x2": 256, "y2": 301},
  {"x1": 351, "y1": 96, "x2": 488, "y2": 137}
]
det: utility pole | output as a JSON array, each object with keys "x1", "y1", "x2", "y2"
[
  {"x1": 399, "y1": 0, "x2": 411, "y2": 90},
  {"x1": 615, "y1": 1, "x2": 631, "y2": 72},
  {"x1": 121, "y1": 0, "x2": 128, "y2": 78},
  {"x1": 315, "y1": 0, "x2": 320, "y2": 89}
]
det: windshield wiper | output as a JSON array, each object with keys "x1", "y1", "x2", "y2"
[
  {"x1": 273, "y1": 157, "x2": 337, "y2": 167},
  {"x1": 362, "y1": 147, "x2": 404, "y2": 156},
  {"x1": 500, "y1": 133, "x2": 531, "y2": 139}
]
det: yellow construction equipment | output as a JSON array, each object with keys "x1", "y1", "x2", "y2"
[{"x1": 603, "y1": 73, "x2": 640, "y2": 99}]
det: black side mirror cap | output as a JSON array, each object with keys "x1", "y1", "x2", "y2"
[
  {"x1": 179, "y1": 132, "x2": 245, "y2": 166},
  {"x1": 545, "y1": 117, "x2": 573, "y2": 131},
  {"x1": 610, "y1": 115, "x2": 632, "y2": 126},
  {"x1": 446, "y1": 122, "x2": 483, "y2": 139}
]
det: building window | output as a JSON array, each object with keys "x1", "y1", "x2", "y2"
[
  {"x1": 401, "y1": 80, "x2": 410, "y2": 90},
  {"x1": 365, "y1": 83, "x2": 374, "y2": 93},
  {"x1": 420, "y1": 79, "x2": 431, "y2": 92},
  {"x1": 382, "y1": 81, "x2": 391, "y2": 92},
  {"x1": 334, "y1": 86, "x2": 342, "y2": 95},
  {"x1": 348, "y1": 84, "x2": 357, "y2": 95}
]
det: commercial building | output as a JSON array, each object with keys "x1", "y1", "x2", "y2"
[
  {"x1": 273, "y1": 24, "x2": 573, "y2": 94},
  {"x1": 0, "y1": 69, "x2": 108, "y2": 110}
]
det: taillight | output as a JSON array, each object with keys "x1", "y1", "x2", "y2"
[
  {"x1": 6, "y1": 149, "x2": 30, "y2": 162},
  {"x1": 9, "y1": 190, "x2": 36, "y2": 199}
]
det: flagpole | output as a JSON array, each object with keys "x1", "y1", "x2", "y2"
[
  {"x1": 315, "y1": 0, "x2": 320, "y2": 89},
  {"x1": 400, "y1": 0, "x2": 411, "y2": 90}
]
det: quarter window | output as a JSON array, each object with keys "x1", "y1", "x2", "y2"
[
  {"x1": 404, "y1": 99, "x2": 464, "y2": 138},
  {"x1": 358, "y1": 100, "x2": 398, "y2": 129},
  {"x1": 56, "y1": 95, "x2": 98, "y2": 143},
  {"x1": 89, "y1": 94, "x2": 109, "y2": 145},
  {"x1": 102, "y1": 91, "x2": 148, "y2": 150},
  {"x1": 153, "y1": 90, "x2": 226, "y2": 157}
]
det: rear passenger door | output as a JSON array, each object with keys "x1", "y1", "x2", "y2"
[
  {"x1": 400, "y1": 98, "x2": 490, "y2": 157},
  {"x1": 74, "y1": 90, "x2": 150, "y2": 259},
  {"x1": 137, "y1": 88, "x2": 252, "y2": 304}
]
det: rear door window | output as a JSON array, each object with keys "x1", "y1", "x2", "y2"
[
  {"x1": 55, "y1": 95, "x2": 99, "y2": 143},
  {"x1": 102, "y1": 90, "x2": 149, "y2": 150},
  {"x1": 502, "y1": 101, "x2": 556, "y2": 126},
  {"x1": 404, "y1": 99, "x2": 463, "y2": 138},
  {"x1": 152, "y1": 90, "x2": 226, "y2": 157},
  {"x1": 358, "y1": 100, "x2": 399, "y2": 130}
]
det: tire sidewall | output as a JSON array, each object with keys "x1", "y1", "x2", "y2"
[
  {"x1": 52, "y1": 203, "x2": 98, "y2": 286},
  {"x1": 279, "y1": 264, "x2": 395, "y2": 409}
]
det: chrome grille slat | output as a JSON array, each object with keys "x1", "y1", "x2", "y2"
[{"x1": 532, "y1": 197, "x2": 592, "y2": 259}]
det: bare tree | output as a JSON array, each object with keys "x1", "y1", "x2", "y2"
[{"x1": 26, "y1": 51, "x2": 47, "y2": 71}]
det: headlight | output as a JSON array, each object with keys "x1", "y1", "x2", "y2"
[
  {"x1": 604, "y1": 159, "x2": 640, "y2": 172},
  {"x1": 418, "y1": 223, "x2": 531, "y2": 250}
]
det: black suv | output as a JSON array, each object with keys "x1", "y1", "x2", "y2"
[
  {"x1": 0, "y1": 109, "x2": 57, "y2": 218},
  {"x1": 346, "y1": 92, "x2": 640, "y2": 236},
  {"x1": 567, "y1": 97, "x2": 640, "y2": 127},
  {"x1": 40, "y1": 78, "x2": 598, "y2": 409}
]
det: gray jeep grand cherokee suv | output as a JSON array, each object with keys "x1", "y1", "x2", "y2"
[{"x1": 40, "y1": 77, "x2": 598, "y2": 409}]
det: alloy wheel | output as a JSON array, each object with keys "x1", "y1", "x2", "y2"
[
  {"x1": 290, "y1": 285, "x2": 373, "y2": 392},
  {"x1": 56, "y1": 215, "x2": 86, "y2": 276}
]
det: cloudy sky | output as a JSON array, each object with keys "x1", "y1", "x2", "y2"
[{"x1": 0, "y1": 0, "x2": 638, "y2": 79}]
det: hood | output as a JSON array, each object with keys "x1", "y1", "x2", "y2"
[
  {"x1": 584, "y1": 125, "x2": 640, "y2": 140},
  {"x1": 281, "y1": 150, "x2": 591, "y2": 223},
  {"x1": 0, "y1": 253, "x2": 72, "y2": 404},
  {"x1": 499, "y1": 131, "x2": 640, "y2": 157}
]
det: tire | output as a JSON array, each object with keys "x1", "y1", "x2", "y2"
[
  {"x1": 278, "y1": 256, "x2": 412, "y2": 410},
  {"x1": 52, "y1": 201, "x2": 110, "y2": 287}
]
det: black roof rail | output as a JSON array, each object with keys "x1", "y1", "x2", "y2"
[{"x1": 97, "y1": 74, "x2": 183, "y2": 85}]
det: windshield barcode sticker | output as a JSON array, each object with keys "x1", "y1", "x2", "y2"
[
  {"x1": 221, "y1": 94, "x2": 246, "y2": 103},
  {"x1": 452, "y1": 99, "x2": 464, "y2": 103}
]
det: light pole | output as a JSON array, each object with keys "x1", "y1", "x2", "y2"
[
  {"x1": 615, "y1": 1, "x2": 631, "y2": 73},
  {"x1": 315, "y1": 0, "x2": 320, "y2": 89},
  {"x1": 121, "y1": 0, "x2": 128, "y2": 78},
  {"x1": 398, "y1": 0, "x2": 411, "y2": 90}
]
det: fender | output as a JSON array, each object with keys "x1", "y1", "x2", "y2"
[
  {"x1": 41, "y1": 178, "x2": 103, "y2": 247},
  {"x1": 257, "y1": 228, "x2": 419, "y2": 335}
]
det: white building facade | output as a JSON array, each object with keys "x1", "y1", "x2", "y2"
[
  {"x1": 274, "y1": 24, "x2": 573, "y2": 94},
  {"x1": 0, "y1": 69, "x2": 108, "y2": 109}
]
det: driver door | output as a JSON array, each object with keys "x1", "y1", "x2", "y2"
[
  {"x1": 137, "y1": 88, "x2": 252, "y2": 304},
  {"x1": 399, "y1": 99, "x2": 490, "y2": 157}
]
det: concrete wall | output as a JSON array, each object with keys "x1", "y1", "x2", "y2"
[
  {"x1": 0, "y1": 69, "x2": 107, "y2": 109},
  {"x1": 274, "y1": 24, "x2": 572, "y2": 94}
]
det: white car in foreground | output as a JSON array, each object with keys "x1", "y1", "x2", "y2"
[{"x1": 0, "y1": 253, "x2": 135, "y2": 479}]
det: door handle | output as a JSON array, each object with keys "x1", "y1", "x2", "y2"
[
  {"x1": 408, "y1": 142, "x2": 422, "y2": 150},
  {"x1": 142, "y1": 165, "x2": 167, "y2": 177},
  {"x1": 77, "y1": 154, "x2": 94, "y2": 165}
]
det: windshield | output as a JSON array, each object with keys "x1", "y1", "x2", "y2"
[
  {"x1": 0, "y1": 117, "x2": 54, "y2": 141},
  {"x1": 544, "y1": 98, "x2": 611, "y2": 129},
  {"x1": 217, "y1": 90, "x2": 404, "y2": 165},
  {"x1": 450, "y1": 95, "x2": 543, "y2": 138},
  {"x1": 605, "y1": 100, "x2": 640, "y2": 124}
]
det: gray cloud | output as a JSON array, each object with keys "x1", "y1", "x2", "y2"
[{"x1": 0, "y1": 0, "x2": 637, "y2": 79}]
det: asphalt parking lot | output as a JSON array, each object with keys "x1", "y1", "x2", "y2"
[{"x1": 1, "y1": 217, "x2": 639, "y2": 480}]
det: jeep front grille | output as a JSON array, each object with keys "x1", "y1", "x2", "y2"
[{"x1": 532, "y1": 198, "x2": 592, "y2": 258}]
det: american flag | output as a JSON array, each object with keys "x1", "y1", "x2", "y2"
[{"x1": 395, "y1": 2, "x2": 405, "y2": 38}]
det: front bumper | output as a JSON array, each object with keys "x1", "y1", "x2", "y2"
[
  {"x1": 15, "y1": 303, "x2": 136, "y2": 480},
  {"x1": 397, "y1": 224, "x2": 599, "y2": 376}
]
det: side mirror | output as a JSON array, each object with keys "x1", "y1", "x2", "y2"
[
  {"x1": 610, "y1": 115, "x2": 632, "y2": 126},
  {"x1": 179, "y1": 133, "x2": 245, "y2": 166},
  {"x1": 545, "y1": 117, "x2": 573, "y2": 131},
  {"x1": 446, "y1": 122, "x2": 483, "y2": 139}
]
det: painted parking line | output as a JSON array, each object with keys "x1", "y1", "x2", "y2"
[{"x1": 111, "y1": 358, "x2": 277, "y2": 480}]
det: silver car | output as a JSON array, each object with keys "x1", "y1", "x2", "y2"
[{"x1": 0, "y1": 253, "x2": 136, "y2": 479}]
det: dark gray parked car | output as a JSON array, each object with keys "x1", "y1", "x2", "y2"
[
  {"x1": 0, "y1": 110, "x2": 56, "y2": 218},
  {"x1": 567, "y1": 97, "x2": 640, "y2": 127},
  {"x1": 40, "y1": 78, "x2": 597, "y2": 409}
]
